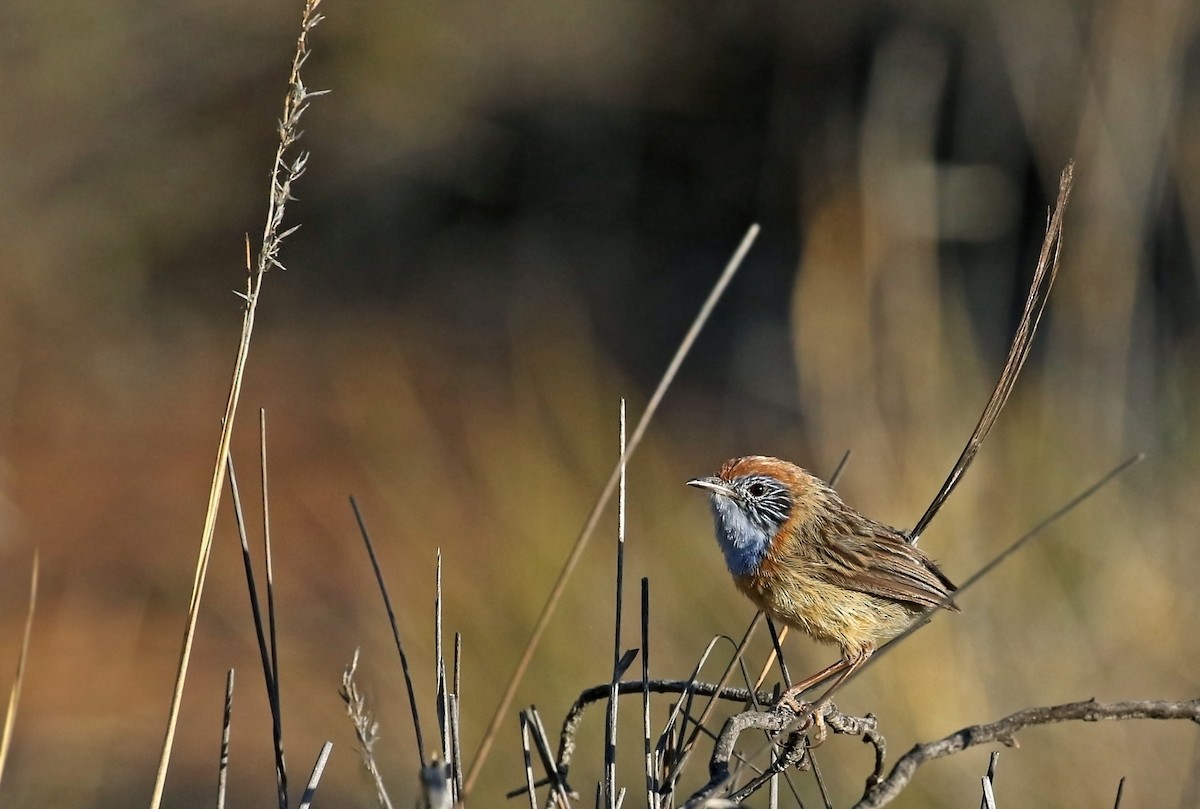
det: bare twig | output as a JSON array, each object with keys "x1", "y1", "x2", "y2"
[
  {"x1": 660, "y1": 619, "x2": 764, "y2": 799},
  {"x1": 745, "y1": 711, "x2": 880, "y2": 803},
  {"x1": 874, "y1": 453, "x2": 1142, "y2": 676},
  {"x1": 555, "y1": 678, "x2": 777, "y2": 789},
  {"x1": 522, "y1": 707, "x2": 572, "y2": 809},
  {"x1": 761, "y1": 619, "x2": 792, "y2": 694},
  {"x1": 855, "y1": 699, "x2": 1200, "y2": 808},
  {"x1": 694, "y1": 702, "x2": 884, "y2": 806},
  {"x1": 467, "y1": 224, "x2": 761, "y2": 792},
  {"x1": 510, "y1": 714, "x2": 572, "y2": 806}
]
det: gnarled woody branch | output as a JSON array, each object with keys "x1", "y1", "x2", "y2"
[
  {"x1": 553, "y1": 682, "x2": 884, "y2": 807},
  {"x1": 686, "y1": 701, "x2": 886, "y2": 806},
  {"x1": 552, "y1": 683, "x2": 1196, "y2": 807},
  {"x1": 855, "y1": 698, "x2": 1200, "y2": 808},
  {"x1": 554, "y1": 679, "x2": 777, "y2": 783}
]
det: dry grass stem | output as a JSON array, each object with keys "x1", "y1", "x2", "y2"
[
  {"x1": 662, "y1": 617, "x2": 764, "y2": 792},
  {"x1": 296, "y1": 741, "x2": 333, "y2": 809},
  {"x1": 0, "y1": 551, "x2": 38, "y2": 790},
  {"x1": 452, "y1": 634, "x2": 464, "y2": 800},
  {"x1": 520, "y1": 715, "x2": 539, "y2": 809},
  {"x1": 604, "y1": 401, "x2": 628, "y2": 809},
  {"x1": 435, "y1": 551, "x2": 457, "y2": 803},
  {"x1": 516, "y1": 707, "x2": 570, "y2": 809},
  {"x1": 349, "y1": 497, "x2": 428, "y2": 766},
  {"x1": 553, "y1": 678, "x2": 778, "y2": 795},
  {"x1": 227, "y1": 455, "x2": 288, "y2": 807},
  {"x1": 260, "y1": 410, "x2": 281, "y2": 705},
  {"x1": 148, "y1": 2, "x2": 326, "y2": 806},
  {"x1": 979, "y1": 751, "x2": 999, "y2": 809},
  {"x1": 467, "y1": 224, "x2": 761, "y2": 792},
  {"x1": 980, "y1": 774, "x2": 996, "y2": 809},
  {"x1": 640, "y1": 578, "x2": 655, "y2": 809},
  {"x1": 339, "y1": 650, "x2": 395, "y2": 809},
  {"x1": 216, "y1": 670, "x2": 234, "y2": 809}
]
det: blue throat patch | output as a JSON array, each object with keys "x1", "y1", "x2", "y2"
[{"x1": 708, "y1": 495, "x2": 772, "y2": 577}]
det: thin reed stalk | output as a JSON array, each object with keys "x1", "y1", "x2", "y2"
[
  {"x1": 226, "y1": 455, "x2": 288, "y2": 807},
  {"x1": 296, "y1": 742, "x2": 334, "y2": 809},
  {"x1": 349, "y1": 497, "x2": 428, "y2": 766},
  {"x1": 603, "y1": 402, "x2": 628, "y2": 808},
  {"x1": 216, "y1": 670, "x2": 234, "y2": 809}
]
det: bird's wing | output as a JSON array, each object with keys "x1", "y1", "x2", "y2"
[{"x1": 815, "y1": 531, "x2": 959, "y2": 612}]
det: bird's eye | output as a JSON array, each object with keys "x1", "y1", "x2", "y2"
[{"x1": 747, "y1": 482, "x2": 767, "y2": 497}]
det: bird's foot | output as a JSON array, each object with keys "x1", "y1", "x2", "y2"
[{"x1": 775, "y1": 693, "x2": 829, "y2": 746}]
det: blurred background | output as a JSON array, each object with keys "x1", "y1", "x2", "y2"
[{"x1": 0, "y1": 0, "x2": 1198, "y2": 806}]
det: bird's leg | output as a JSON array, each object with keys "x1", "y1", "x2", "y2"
[
  {"x1": 775, "y1": 657, "x2": 849, "y2": 719},
  {"x1": 775, "y1": 646, "x2": 875, "y2": 736},
  {"x1": 808, "y1": 645, "x2": 874, "y2": 710}
]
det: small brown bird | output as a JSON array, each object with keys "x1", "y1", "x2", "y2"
[{"x1": 687, "y1": 455, "x2": 958, "y2": 706}]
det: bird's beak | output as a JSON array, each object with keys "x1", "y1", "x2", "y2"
[{"x1": 686, "y1": 476, "x2": 736, "y2": 498}]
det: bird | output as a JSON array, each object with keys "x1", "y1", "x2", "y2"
[{"x1": 687, "y1": 455, "x2": 958, "y2": 709}]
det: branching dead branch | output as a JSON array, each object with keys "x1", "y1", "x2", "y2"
[
  {"x1": 687, "y1": 701, "x2": 885, "y2": 807},
  {"x1": 552, "y1": 680, "x2": 1197, "y2": 808},
  {"x1": 855, "y1": 698, "x2": 1200, "y2": 808},
  {"x1": 552, "y1": 679, "x2": 776, "y2": 796}
]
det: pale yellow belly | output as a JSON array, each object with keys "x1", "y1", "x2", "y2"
[{"x1": 736, "y1": 570, "x2": 916, "y2": 653}]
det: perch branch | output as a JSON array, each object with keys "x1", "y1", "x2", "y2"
[
  {"x1": 856, "y1": 698, "x2": 1200, "y2": 808},
  {"x1": 686, "y1": 702, "x2": 884, "y2": 806},
  {"x1": 550, "y1": 679, "x2": 776, "y2": 796}
]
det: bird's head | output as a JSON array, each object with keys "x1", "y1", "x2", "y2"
[{"x1": 687, "y1": 456, "x2": 815, "y2": 577}]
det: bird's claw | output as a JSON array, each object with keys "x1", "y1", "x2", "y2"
[{"x1": 776, "y1": 695, "x2": 829, "y2": 746}]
